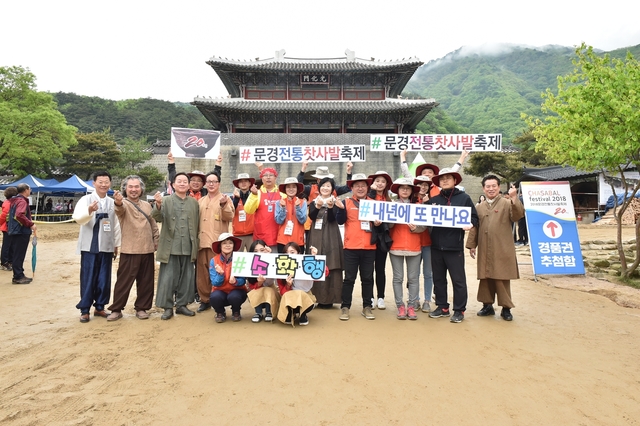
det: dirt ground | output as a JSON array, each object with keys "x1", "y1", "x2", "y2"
[{"x1": 1, "y1": 222, "x2": 640, "y2": 425}]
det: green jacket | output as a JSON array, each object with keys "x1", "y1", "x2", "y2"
[{"x1": 151, "y1": 194, "x2": 200, "y2": 263}]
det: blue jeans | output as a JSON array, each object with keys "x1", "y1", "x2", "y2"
[
  {"x1": 255, "y1": 303, "x2": 272, "y2": 315},
  {"x1": 421, "y1": 246, "x2": 434, "y2": 304}
]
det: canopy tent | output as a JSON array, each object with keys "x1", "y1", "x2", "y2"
[
  {"x1": 0, "y1": 174, "x2": 49, "y2": 192},
  {"x1": 40, "y1": 175, "x2": 95, "y2": 194}
]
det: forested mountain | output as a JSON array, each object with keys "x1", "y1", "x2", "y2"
[
  {"x1": 49, "y1": 43, "x2": 639, "y2": 145},
  {"x1": 52, "y1": 93, "x2": 212, "y2": 143},
  {"x1": 404, "y1": 43, "x2": 640, "y2": 141}
]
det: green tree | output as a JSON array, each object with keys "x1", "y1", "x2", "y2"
[
  {"x1": 0, "y1": 66, "x2": 77, "y2": 176},
  {"x1": 111, "y1": 137, "x2": 164, "y2": 192},
  {"x1": 62, "y1": 130, "x2": 121, "y2": 180},
  {"x1": 524, "y1": 43, "x2": 640, "y2": 278}
]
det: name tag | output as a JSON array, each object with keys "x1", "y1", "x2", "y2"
[
  {"x1": 314, "y1": 218, "x2": 323, "y2": 230},
  {"x1": 360, "y1": 221, "x2": 370, "y2": 231},
  {"x1": 284, "y1": 220, "x2": 294, "y2": 235},
  {"x1": 238, "y1": 210, "x2": 246, "y2": 222},
  {"x1": 102, "y1": 220, "x2": 111, "y2": 232}
]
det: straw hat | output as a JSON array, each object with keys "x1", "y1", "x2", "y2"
[
  {"x1": 311, "y1": 166, "x2": 334, "y2": 179},
  {"x1": 278, "y1": 177, "x2": 304, "y2": 194},
  {"x1": 390, "y1": 177, "x2": 420, "y2": 195},
  {"x1": 415, "y1": 163, "x2": 440, "y2": 177},
  {"x1": 211, "y1": 232, "x2": 242, "y2": 253},
  {"x1": 368, "y1": 171, "x2": 393, "y2": 192},
  {"x1": 413, "y1": 175, "x2": 432, "y2": 185},
  {"x1": 346, "y1": 173, "x2": 373, "y2": 189},
  {"x1": 431, "y1": 168, "x2": 463, "y2": 187},
  {"x1": 232, "y1": 173, "x2": 255, "y2": 187},
  {"x1": 187, "y1": 170, "x2": 206, "y2": 181}
]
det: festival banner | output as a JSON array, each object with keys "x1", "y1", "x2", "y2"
[
  {"x1": 370, "y1": 134, "x2": 502, "y2": 152},
  {"x1": 521, "y1": 181, "x2": 585, "y2": 275},
  {"x1": 238, "y1": 145, "x2": 366, "y2": 164},
  {"x1": 170, "y1": 127, "x2": 221, "y2": 159},
  {"x1": 358, "y1": 200, "x2": 472, "y2": 229},
  {"x1": 231, "y1": 252, "x2": 327, "y2": 281}
]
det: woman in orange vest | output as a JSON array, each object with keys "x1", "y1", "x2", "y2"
[
  {"x1": 388, "y1": 178, "x2": 426, "y2": 320},
  {"x1": 275, "y1": 177, "x2": 307, "y2": 253},
  {"x1": 231, "y1": 173, "x2": 256, "y2": 251}
]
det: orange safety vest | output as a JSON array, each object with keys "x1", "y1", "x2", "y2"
[
  {"x1": 277, "y1": 197, "x2": 305, "y2": 246},
  {"x1": 232, "y1": 197, "x2": 254, "y2": 236},
  {"x1": 343, "y1": 197, "x2": 376, "y2": 250}
]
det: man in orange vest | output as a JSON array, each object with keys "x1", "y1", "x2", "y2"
[{"x1": 336, "y1": 173, "x2": 381, "y2": 321}]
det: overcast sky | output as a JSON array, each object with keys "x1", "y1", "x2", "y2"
[{"x1": 3, "y1": 0, "x2": 639, "y2": 103}]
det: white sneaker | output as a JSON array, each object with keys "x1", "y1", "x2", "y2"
[
  {"x1": 377, "y1": 298, "x2": 386, "y2": 310},
  {"x1": 371, "y1": 298, "x2": 375, "y2": 310}
]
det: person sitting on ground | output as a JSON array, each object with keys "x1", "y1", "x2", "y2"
[
  {"x1": 276, "y1": 242, "x2": 317, "y2": 327},
  {"x1": 210, "y1": 233, "x2": 247, "y2": 323},
  {"x1": 245, "y1": 240, "x2": 280, "y2": 323}
]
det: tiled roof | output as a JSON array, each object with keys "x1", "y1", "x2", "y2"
[
  {"x1": 206, "y1": 56, "x2": 423, "y2": 73},
  {"x1": 192, "y1": 97, "x2": 437, "y2": 113},
  {"x1": 521, "y1": 166, "x2": 599, "y2": 181}
]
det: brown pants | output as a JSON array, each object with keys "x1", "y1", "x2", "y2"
[
  {"x1": 196, "y1": 248, "x2": 214, "y2": 303},
  {"x1": 108, "y1": 253, "x2": 155, "y2": 312},
  {"x1": 477, "y1": 279, "x2": 515, "y2": 309}
]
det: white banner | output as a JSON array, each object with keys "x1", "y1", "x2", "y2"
[
  {"x1": 238, "y1": 145, "x2": 366, "y2": 164},
  {"x1": 231, "y1": 252, "x2": 326, "y2": 281},
  {"x1": 370, "y1": 134, "x2": 502, "y2": 152},
  {"x1": 358, "y1": 200, "x2": 472, "y2": 228}
]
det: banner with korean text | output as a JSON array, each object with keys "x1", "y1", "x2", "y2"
[
  {"x1": 231, "y1": 252, "x2": 326, "y2": 281},
  {"x1": 357, "y1": 200, "x2": 472, "y2": 229},
  {"x1": 370, "y1": 134, "x2": 502, "y2": 152},
  {"x1": 238, "y1": 145, "x2": 366, "y2": 164},
  {"x1": 521, "y1": 181, "x2": 585, "y2": 275}
]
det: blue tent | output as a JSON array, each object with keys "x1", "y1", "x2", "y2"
[
  {"x1": 40, "y1": 175, "x2": 95, "y2": 194},
  {"x1": 0, "y1": 174, "x2": 48, "y2": 192}
]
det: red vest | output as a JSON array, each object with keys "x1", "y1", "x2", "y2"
[
  {"x1": 343, "y1": 197, "x2": 376, "y2": 250},
  {"x1": 277, "y1": 197, "x2": 305, "y2": 246},
  {"x1": 232, "y1": 197, "x2": 255, "y2": 236},
  {"x1": 253, "y1": 189, "x2": 281, "y2": 246}
]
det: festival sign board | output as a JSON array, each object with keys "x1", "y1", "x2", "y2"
[
  {"x1": 370, "y1": 134, "x2": 502, "y2": 152},
  {"x1": 231, "y1": 252, "x2": 326, "y2": 281},
  {"x1": 521, "y1": 181, "x2": 585, "y2": 276},
  {"x1": 238, "y1": 145, "x2": 366, "y2": 164},
  {"x1": 358, "y1": 200, "x2": 472, "y2": 229},
  {"x1": 170, "y1": 127, "x2": 221, "y2": 159}
]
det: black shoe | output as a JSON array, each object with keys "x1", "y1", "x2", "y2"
[
  {"x1": 501, "y1": 308, "x2": 513, "y2": 321},
  {"x1": 285, "y1": 309, "x2": 293, "y2": 325},
  {"x1": 176, "y1": 306, "x2": 195, "y2": 316},
  {"x1": 12, "y1": 277, "x2": 32, "y2": 284},
  {"x1": 197, "y1": 302, "x2": 211, "y2": 312},
  {"x1": 299, "y1": 314, "x2": 309, "y2": 326},
  {"x1": 450, "y1": 311, "x2": 465, "y2": 323},
  {"x1": 428, "y1": 306, "x2": 450, "y2": 318},
  {"x1": 477, "y1": 304, "x2": 495, "y2": 316},
  {"x1": 161, "y1": 308, "x2": 174, "y2": 320}
]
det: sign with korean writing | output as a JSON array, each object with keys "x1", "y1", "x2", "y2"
[
  {"x1": 521, "y1": 181, "x2": 585, "y2": 275},
  {"x1": 171, "y1": 127, "x2": 221, "y2": 159},
  {"x1": 300, "y1": 74, "x2": 330, "y2": 84},
  {"x1": 357, "y1": 200, "x2": 472, "y2": 229},
  {"x1": 370, "y1": 134, "x2": 502, "y2": 152},
  {"x1": 238, "y1": 145, "x2": 366, "y2": 164},
  {"x1": 231, "y1": 252, "x2": 326, "y2": 281}
]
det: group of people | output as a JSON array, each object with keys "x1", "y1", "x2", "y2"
[{"x1": 2, "y1": 149, "x2": 525, "y2": 326}]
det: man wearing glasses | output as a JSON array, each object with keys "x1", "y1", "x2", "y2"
[{"x1": 195, "y1": 171, "x2": 235, "y2": 312}]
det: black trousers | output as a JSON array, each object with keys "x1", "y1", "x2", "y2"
[
  {"x1": 10, "y1": 233, "x2": 30, "y2": 279},
  {"x1": 374, "y1": 245, "x2": 387, "y2": 299},
  {"x1": 341, "y1": 249, "x2": 375, "y2": 309},
  {"x1": 431, "y1": 248, "x2": 468, "y2": 312}
]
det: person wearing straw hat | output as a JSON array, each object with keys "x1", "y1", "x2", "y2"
[
  {"x1": 367, "y1": 170, "x2": 393, "y2": 310},
  {"x1": 231, "y1": 173, "x2": 257, "y2": 251},
  {"x1": 166, "y1": 150, "x2": 223, "y2": 200},
  {"x1": 466, "y1": 175, "x2": 524, "y2": 321},
  {"x1": 152, "y1": 172, "x2": 200, "y2": 320},
  {"x1": 336, "y1": 173, "x2": 380, "y2": 321},
  {"x1": 426, "y1": 168, "x2": 478, "y2": 324},
  {"x1": 388, "y1": 178, "x2": 426, "y2": 320},
  {"x1": 275, "y1": 177, "x2": 307, "y2": 253},
  {"x1": 297, "y1": 161, "x2": 353, "y2": 200},
  {"x1": 209, "y1": 233, "x2": 247, "y2": 323},
  {"x1": 244, "y1": 167, "x2": 285, "y2": 251},
  {"x1": 400, "y1": 149, "x2": 469, "y2": 197},
  {"x1": 195, "y1": 171, "x2": 235, "y2": 313}
]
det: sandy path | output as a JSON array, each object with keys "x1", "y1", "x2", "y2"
[{"x1": 1, "y1": 224, "x2": 639, "y2": 425}]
